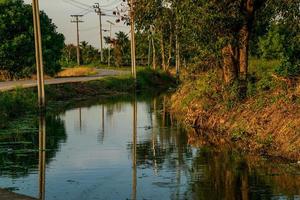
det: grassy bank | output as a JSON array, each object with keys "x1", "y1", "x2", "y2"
[
  {"x1": 0, "y1": 69, "x2": 176, "y2": 128},
  {"x1": 171, "y1": 59, "x2": 300, "y2": 161}
]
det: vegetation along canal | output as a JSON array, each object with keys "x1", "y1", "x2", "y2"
[{"x1": 0, "y1": 94, "x2": 299, "y2": 200}]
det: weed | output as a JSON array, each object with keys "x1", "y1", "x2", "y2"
[{"x1": 231, "y1": 127, "x2": 247, "y2": 141}]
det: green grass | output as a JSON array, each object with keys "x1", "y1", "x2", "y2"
[{"x1": 249, "y1": 58, "x2": 281, "y2": 78}]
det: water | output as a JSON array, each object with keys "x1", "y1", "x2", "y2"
[{"x1": 0, "y1": 95, "x2": 299, "y2": 200}]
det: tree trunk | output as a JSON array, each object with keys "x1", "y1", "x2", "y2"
[
  {"x1": 238, "y1": 24, "x2": 250, "y2": 81},
  {"x1": 152, "y1": 37, "x2": 156, "y2": 70},
  {"x1": 160, "y1": 30, "x2": 166, "y2": 71},
  {"x1": 238, "y1": 0, "x2": 254, "y2": 80},
  {"x1": 175, "y1": 33, "x2": 180, "y2": 77},
  {"x1": 167, "y1": 32, "x2": 173, "y2": 71},
  {"x1": 222, "y1": 44, "x2": 238, "y2": 84}
]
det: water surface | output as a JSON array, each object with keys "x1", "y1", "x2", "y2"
[{"x1": 0, "y1": 96, "x2": 299, "y2": 200}]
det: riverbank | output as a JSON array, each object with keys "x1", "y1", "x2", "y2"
[
  {"x1": 171, "y1": 67, "x2": 300, "y2": 161},
  {"x1": 0, "y1": 69, "x2": 176, "y2": 128}
]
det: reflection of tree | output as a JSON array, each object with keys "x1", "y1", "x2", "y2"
[
  {"x1": 128, "y1": 95, "x2": 300, "y2": 199},
  {"x1": 185, "y1": 149, "x2": 300, "y2": 200},
  {"x1": 0, "y1": 115, "x2": 66, "y2": 178},
  {"x1": 128, "y1": 96, "x2": 193, "y2": 173}
]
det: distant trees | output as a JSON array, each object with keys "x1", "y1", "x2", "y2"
[
  {"x1": 104, "y1": 31, "x2": 131, "y2": 67},
  {"x1": 0, "y1": 0, "x2": 64, "y2": 79},
  {"x1": 61, "y1": 42, "x2": 100, "y2": 67}
]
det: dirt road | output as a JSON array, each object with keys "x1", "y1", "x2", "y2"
[{"x1": 0, "y1": 69, "x2": 128, "y2": 91}]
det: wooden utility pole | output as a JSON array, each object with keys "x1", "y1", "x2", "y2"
[
  {"x1": 129, "y1": 0, "x2": 137, "y2": 80},
  {"x1": 32, "y1": 0, "x2": 45, "y2": 109},
  {"x1": 107, "y1": 20, "x2": 115, "y2": 67},
  {"x1": 93, "y1": 3, "x2": 104, "y2": 63},
  {"x1": 71, "y1": 15, "x2": 83, "y2": 66}
]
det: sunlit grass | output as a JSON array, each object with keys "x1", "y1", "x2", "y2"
[{"x1": 57, "y1": 66, "x2": 97, "y2": 77}]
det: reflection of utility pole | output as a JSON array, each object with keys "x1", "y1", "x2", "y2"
[
  {"x1": 93, "y1": 3, "x2": 104, "y2": 62},
  {"x1": 129, "y1": 0, "x2": 137, "y2": 80},
  {"x1": 71, "y1": 15, "x2": 83, "y2": 66},
  {"x1": 38, "y1": 114, "x2": 46, "y2": 200},
  {"x1": 131, "y1": 96, "x2": 137, "y2": 200},
  {"x1": 32, "y1": 0, "x2": 45, "y2": 109},
  {"x1": 102, "y1": 105, "x2": 105, "y2": 134},
  {"x1": 107, "y1": 20, "x2": 115, "y2": 67},
  {"x1": 79, "y1": 108, "x2": 82, "y2": 130}
]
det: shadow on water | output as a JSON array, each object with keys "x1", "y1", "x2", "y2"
[{"x1": 0, "y1": 93, "x2": 299, "y2": 199}]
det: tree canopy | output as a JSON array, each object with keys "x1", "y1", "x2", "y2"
[
  {"x1": 0, "y1": 0, "x2": 64, "y2": 79},
  {"x1": 134, "y1": 0, "x2": 300, "y2": 82}
]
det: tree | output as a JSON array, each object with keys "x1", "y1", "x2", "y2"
[
  {"x1": 80, "y1": 41, "x2": 100, "y2": 65},
  {"x1": 0, "y1": 0, "x2": 64, "y2": 79},
  {"x1": 61, "y1": 44, "x2": 77, "y2": 67}
]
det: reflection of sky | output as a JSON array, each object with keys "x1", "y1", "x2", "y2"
[
  {"x1": 0, "y1": 100, "x2": 188, "y2": 200},
  {"x1": 1, "y1": 99, "x2": 299, "y2": 199},
  {"x1": 23, "y1": 0, "x2": 129, "y2": 48}
]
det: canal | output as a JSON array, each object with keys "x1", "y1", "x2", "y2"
[{"x1": 0, "y1": 94, "x2": 299, "y2": 200}]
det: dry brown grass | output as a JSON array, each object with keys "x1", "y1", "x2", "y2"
[
  {"x1": 57, "y1": 67, "x2": 97, "y2": 78},
  {"x1": 171, "y1": 76, "x2": 300, "y2": 161}
]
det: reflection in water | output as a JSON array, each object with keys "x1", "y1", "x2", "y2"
[
  {"x1": 98, "y1": 105, "x2": 105, "y2": 143},
  {"x1": 0, "y1": 95, "x2": 299, "y2": 200},
  {"x1": 38, "y1": 114, "x2": 46, "y2": 200},
  {"x1": 131, "y1": 96, "x2": 137, "y2": 200}
]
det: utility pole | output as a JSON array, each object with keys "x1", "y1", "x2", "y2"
[
  {"x1": 107, "y1": 20, "x2": 115, "y2": 67},
  {"x1": 93, "y1": 3, "x2": 104, "y2": 63},
  {"x1": 32, "y1": 0, "x2": 45, "y2": 110},
  {"x1": 71, "y1": 15, "x2": 83, "y2": 66},
  {"x1": 129, "y1": 0, "x2": 137, "y2": 80}
]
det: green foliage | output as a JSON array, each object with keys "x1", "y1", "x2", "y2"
[
  {"x1": 0, "y1": 0, "x2": 64, "y2": 78},
  {"x1": 0, "y1": 88, "x2": 37, "y2": 128},
  {"x1": 258, "y1": 27, "x2": 285, "y2": 59},
  {"x1": 258, "y1": 23, "x2": 300, "y2": 77},
  {"x1": 275, "y1": 58, "x2": 300, "y2": 78}
]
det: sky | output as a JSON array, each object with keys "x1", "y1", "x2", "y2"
[{"x1": 23, "y1": 0, "x2": 130, "y2": 49}]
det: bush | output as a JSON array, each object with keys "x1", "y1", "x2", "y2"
[
  {"x1": 275, "y1": 58, "x2": 300, "y2": 77},
  {"x1": 0, "y1": 88, "x2": 37, "y2": 128}
]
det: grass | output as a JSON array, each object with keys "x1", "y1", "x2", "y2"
[
  {"x1": 63, "y1": 62, "x2": 148, "y2": 71},
  {"x1": 57, "y1": 66, "x2": 98, "y2": 77},
  {"x1": 249, "y1": 58, "x2": 281, "y2": 77}
]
